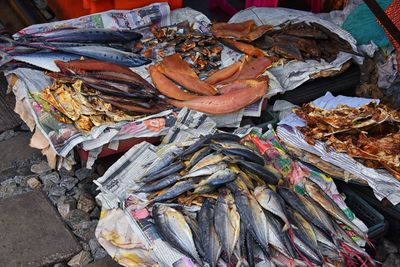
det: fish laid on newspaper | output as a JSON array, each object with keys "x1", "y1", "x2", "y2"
[
  {"x1": 39, "y1": 58, "x2": 169, "y2": 131},
  {"x1": 130, "y1": 131, "x2": 375, "y2": 266},
  {"x1": 1, "y1": 27, "x2": 150, "y2": 70}
]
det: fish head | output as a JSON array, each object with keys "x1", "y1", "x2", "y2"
[{"x1": 253, "y1": 185, "x2": 267, "y2": 198}]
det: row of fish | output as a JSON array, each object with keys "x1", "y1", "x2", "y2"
[
  {"x1": 134, "y1": 133, "x2": 373, "y2": 266},
  {"x1": 0, "y1": 28, "x2": 150, "y2": 71},
  {"x1": 38, "y1": 59, "x2": 169, "y2": 130},
  {"x1": 211, "y1": 20, "x2": 355, "y2": 63},
  {"x1": 149, "y1": 53, "x2": 272, "y2": 115}
]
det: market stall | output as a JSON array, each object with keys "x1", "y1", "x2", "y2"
[{"x1": 1, "y1": 1, "x2": 400, "y2": 266}]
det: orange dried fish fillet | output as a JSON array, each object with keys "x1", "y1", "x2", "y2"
[
  {"x1": 218, "y1": 57, "x2": 272, "y2": 85},
  {"x1": 221, "y1": 38, "x2": 266, "y2": 58},
  {"x1": 168, "y1": 78, "x2": 268, "y2": 114},
  {"x1": 211, "y1": 20, "x2": 273, "y2": 42},
  {"x1": 159, "y1": 54, "x2": 218, "y2": 96},
  {"x1": 205, "y1": 56, "x2": 246, "y2": 85},
  {"x1": 148, "y1": 65, "x2": 198, "y2": 101},
  {"x1": 219, "y1": 76, "x2": 269, "y2": 95}
]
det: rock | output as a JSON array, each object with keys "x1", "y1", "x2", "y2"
[
  {"x1": 383, "y1": 253, "x2": 400, "y2": 267},
  {"x1": 90, "y1": 207, "x2": 100, "y2": 220},
  {"x1": 67, "y1": 250, "x2": 93, "y2": 267},
  {"x1": 31, "y1": 161, "x2": 51, "y2": 175},
  {"x1": 57, "y1": 196, "x2": 77, "y2": 219},
  {"x1": 20, "y1": 122, "x2": 30, "y2": 131},
  {"x1": 49, "y1": 184, "x2": 66, "y2": 197},
  {"x1": 77, "y1": 180, "x2": 98, "y2": 196},
  {"x1": 71, "y1": 187, "x2": 86, "y2": 200},
  {"x1": 59, "y1": 168, "x2": 75, "y2": 179},
  {"x1": 49, "y1": 195, "x2": 61, "y2": 206},
  {"x1": 77, "y1": 193, "x2": 96, "y2": 213},
  {"x1": 73, "y1": 220, "x2": 98, "y2": 241},
  {"x1": 377, "y1": 239, "x2": 399, "y2": 261},
  {"x1": 60, "y1": 176, "x2": 78, "y2": 191},
  {"x1": 27, "y1": 177, "x2": 42, "y2": 190},
  {"x1": 0, "y1": 130, "x2": 18, "y2": 142},
  {"x1": 40, "y1": 172, "x2": 60, "y2": 187},
  {"x1": 14, "y1": 175, "x2": 36, "y2": 187},
  {"x1": 89, "y1": 238, "x2": 108, "y2": 261},
  {"x1": 0, "y1": 179, "x2": 18, "y2": 199},
  {"x1": 54, "y1": 263, "x2": 68, "y2": 267},
  {"x1": 65, "y1": 209, "x2": 90, "y2": 230},
  {"x1": 80, "y1": 241, "x2": 90, "y2": 251},
  {"x1": 11, "y1": 186, "x2": 32, "y2": 197},
  {"x1": 75, "y1": 168, "x2": 93, "y2": 181}
]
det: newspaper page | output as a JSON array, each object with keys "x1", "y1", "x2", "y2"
[
  {"x1": 225, "y1": 7, "x2": 363, "y2": 96},
  {"x1": 277, "y1": 92, "x2": 400, "y2": 205},
  {"x1": 13, "y1": 3, "x2": 171, "y2": 38}
]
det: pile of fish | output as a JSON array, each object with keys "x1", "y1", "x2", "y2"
[
  {"x1": 142, "y1": 23, "x2": 224, "y2": 75},
  {"x1": 211, "y1": 20, "x2": 355, "y2": 62},
  {"x1": 295, "y1": 102, "x2": 400, "y2": 180},
  {"x1": 135, "y1": 133, "x2": 373, "y2": 266},
  {"x1": 40, "y1": 59, "x2": 168, "y2": 131},
  {"x1": 149, "y1": 53, "x2": 272, "y2": 115},
  {"x1": 0, "y1": 28, "x2": 150, "y2": 71}
]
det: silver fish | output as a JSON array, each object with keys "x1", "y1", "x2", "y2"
[
  {"x1": 198, "y1": 199, "x2": 222, "y2": 267},
  {"x1": 152, "y1": 204, "x2": 202, "y2": 265},
  {"x1": 194, "y1": 169, "x2": 236, "y2": 194},
  {"x1": 303, "y1": 179, "x2": 367, "y2": 240},
  {"x1": 186, "y1": 146, "x2": 212, "y2": 170},
  {"x1": 1, "y1": 51, "x2": 80, "y2": 71},
  {"x1": 55, "y1": 45, "x2": 151, "y2": 67},
  {"x1": 142, "y1": 146, "x2": 183, "y2": 179},
  {"x1": 293, "y1": 234, "x2": 323, "y2": 265},
  {"x1": 214, "y1": 188, "x2": 240, "y2": 263},
  {"x1": 141, "y1": 161, "x2": 184, "y2": 183},
  {"x1": 265, "y1": 211, "x2": 295, "y2": 259},
  {"x1": 190, "y1": 152, "x2": 224, "y2": 172},
  {"x1": 254, "y1": 186, "x2": 291, "y2": 231},
  {"x1": 136, "y1": 174, "x2": 180, "y2": 193},
  {"x1": 24, "y1": 28, "x2": 142, "y2": 43},
  {"x1": 151, "y1": 180, "x2": 196, "y2": 203},
  {"x1": 233, "y1": 188, "x2": 270, "y2": 257},
  {"x1": 184, "y1": 162, "x2": 227, "y2": 179}
]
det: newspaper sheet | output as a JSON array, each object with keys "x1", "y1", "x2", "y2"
[
  {"x1": 94, "y1": 109, "x2": 368, "y2": 266},
  {"x1": 225, "y1": 7, "x2": 363, "y2": 98},
  {"x1": 277, "y1": 92, "x2": 400, "y2": 205},
  {"x1": 13, "y1": 3, "x2": 171, "y2": 38}
]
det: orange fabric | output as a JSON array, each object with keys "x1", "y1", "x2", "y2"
[
  {"x1": 48, "y1": 0, "x2": 90, "y2": 19},
  {"x1": 49, "y1": 0, "x2": 183, "y2": 20},
  {"x1": 114, "y1": 0, "x2": 182, "y2": 10}
]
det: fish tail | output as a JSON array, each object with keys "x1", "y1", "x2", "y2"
[
  {"x1": 364, "y1": 235, "x2": 375, "y2": 249},
  {"x1": 287, "y1": 230, "x2": 314, "y2": 267},
  {"x1": 340, "y1": 241, "x2": 374, "y2": 267},
  {"x1": 0, "y1": 50, "x2": 12, "y2": 66}
]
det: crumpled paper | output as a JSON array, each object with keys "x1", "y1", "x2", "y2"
[{"x1": 96, "y1": 208, "x2": 157, "y2": 267}]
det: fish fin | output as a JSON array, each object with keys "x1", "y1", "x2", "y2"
[{"x1": 0, "y1": 50, "x2": 13, "y2": 66}]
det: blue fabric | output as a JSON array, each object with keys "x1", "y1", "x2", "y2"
[{"x1": 342, "y1": 0, "x2": 392, "y2": 47}]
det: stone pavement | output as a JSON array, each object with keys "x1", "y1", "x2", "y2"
[
  {"x1": 0, "y1": 191, "x2": 81, "y2": 266},
  {"x1": 0, "y1": 127, "x2": 120, "y2": 266}
]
